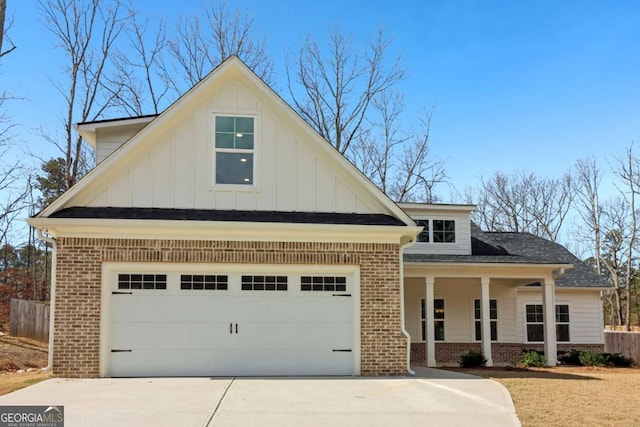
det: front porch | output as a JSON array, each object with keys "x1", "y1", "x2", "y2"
[{"x1": 403, "y1": 265, "x2": 573, "y2": 367}]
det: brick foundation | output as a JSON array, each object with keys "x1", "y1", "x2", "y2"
[
  {"x1": 54, "y1": 238, "x2": 405, "y2": 378},
  {"x1": 410, "y1": 342, "x2": 605, "y2": 366}
]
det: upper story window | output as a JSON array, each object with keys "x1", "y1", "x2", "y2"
[
  {"x1": 215, "y1": 116, "x2": 254, "y2": 185},
  {"x1": 416, "y1": 220, "x2": 430, "y2": 242},
  {"x1": 415, "y1": 219, "x2": 455, "y2": 243},
  {"x1": 433, "y1": 219, "x2": 455, "y2": 243}
]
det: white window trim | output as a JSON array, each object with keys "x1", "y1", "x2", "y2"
[
  {"x1": 523, "y1": 302, "x2": 572, "y2": 344},
  {"x1": 473, "y1": 299, "x2": 498, "y2": 342},
  {"x1": 413, "y1": 218, "x2": 457, "y2": 244},
  {"x1": 211, "y1": 112, "x2": 260, "y2": 191}
]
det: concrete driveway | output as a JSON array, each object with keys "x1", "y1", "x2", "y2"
[{"x1": 0, "y1": 368, "x2": 520, "y2": 426}]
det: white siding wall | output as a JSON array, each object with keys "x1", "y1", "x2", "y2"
[
  {"x1": 95, "y1": 127, "x2": 144, "y2": 164},
  {"x1": 81, "y1": 72, "x2": 389, "y2": 215},
  {"x1": 516, "y1": 289, "x2": 604, "y2": 344},
  {"x1": 404, "y1": 279, "x2": 603, "y2": 344}
]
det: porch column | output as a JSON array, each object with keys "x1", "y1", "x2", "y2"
[
  {"x1": 425, "y1": 276, "x2": 436, "y2": 367},
  {"x1": 543, "y1": 277, "x2": 558, "y2": 366},
  {"x1": 480, "y1": 277, "x2": 493, "y2": 367}
]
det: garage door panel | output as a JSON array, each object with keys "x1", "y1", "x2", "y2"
[
  {"x1": 230, "y1": 296, "x2": 352, "y2": 323},
  {"x1": 112, "y1": 295, "x2": 238, "y2": 322},
  {"x1": 235, "y1": 322, "x2": 353, "y2": 349},
  {"x1": 110, "y1": 321, "x2": 233, "y2": 350},
  {"x1": 110, "y1": 348, "x2": 354, "y2": 377}
]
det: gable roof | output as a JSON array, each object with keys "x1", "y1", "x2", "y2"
[
  {"x1": 404, "y1": 223, "x2": 608, "y2": 288},
  {"x1": 34, "y1": 56, "x2": 415, "y2": 228}
]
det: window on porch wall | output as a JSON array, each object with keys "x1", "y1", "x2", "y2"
[
  {"x1": 474, "y1": 299, "x2": 497, "y2": 341},
  {"x1": 525, "y1": 304, "x2": 570, "y2": 342},
  {"x1": 421, "y1": 299, "x2": 445, "y2": 341}
]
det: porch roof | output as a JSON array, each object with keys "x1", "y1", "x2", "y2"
[{"x1": 404, "y1": 224, "x2": 608, "y2": 288}]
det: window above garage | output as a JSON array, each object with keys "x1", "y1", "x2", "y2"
[{"x1": 214, "y1": 115, "x2": 255, "y2": 186}]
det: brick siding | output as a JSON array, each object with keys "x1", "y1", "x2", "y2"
[
  {"x1": 54, "y1": 238, "x2": 405, "y2": 377},
  {"x1": 410, "y1": 342, "x2": 605, "y2": 366}
]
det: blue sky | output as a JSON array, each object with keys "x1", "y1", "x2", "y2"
[{"x1": 3, "y1": 0, "x2": 640, "y2": 199}]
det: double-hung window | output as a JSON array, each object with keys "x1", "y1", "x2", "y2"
[
  {"x1": 421, "y1": 299, "x2": 445, "y2": 341},
  {"x1": 525, "y1": 304, "x2": 571, "y2": 342},
  {"x1": 215, "y1": 116, "x2": 254, "y2": 185},
  {"x1": 474, "y1": 299, "x2": 498, "y2": 341}
]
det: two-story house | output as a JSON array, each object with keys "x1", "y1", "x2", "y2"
[{"x1": 28, "y1": 56, "x2": 607, "y2": 378}]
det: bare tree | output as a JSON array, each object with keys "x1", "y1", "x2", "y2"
[
  {"x1": 106, "y1": 5, "x2": 169, "y2": 115},
  {"x1": 612, "y1": 144, "x2": 639, "y2": 330},
  {"x1": 40, "y1": 0, "x2": 126, "y2": 188},
  {"x1": 574, "y1": 157, "x2": 603, "y2": 275},
  {"x1": 350, "y1": 92, "x2": 446, "y2": 202},
  {"x1": 287, "y1": 26, "x2": 404, "y2": 155},
  {"x1": 163, "y1": 1, "x2": 273, "y2": 97},
  {"x1": 0, "y1": 0, "x2": 5, "y2": 55},
  {"x1": 473, "y1": 170, "x2": 574, "y2": 242}
]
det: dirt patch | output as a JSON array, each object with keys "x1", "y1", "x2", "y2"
[
  {"x1": 0, "y1": 335, "x2": 48, "y2": 372},
  {"x1": 448, "y1": 366, "x2": 640, "y2": 426},
  {"x1": 0, "y1": 335, "x2": 50, "y2": 395}
]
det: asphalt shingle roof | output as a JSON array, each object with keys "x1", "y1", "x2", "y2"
[
  {"x1": 49, "y1": 207, "x2": 406, "y2": 226},
  {"x1": 404, "y1": 223, "x2": 608, "y2": 288}
]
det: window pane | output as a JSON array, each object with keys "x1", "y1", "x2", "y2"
[
  {"x1": 434, "y1": 321, "x2": 445, "y2": 341},
  {"x1": 421, "y1": 299, "x2": 425, "y2": 319},
  {"x1": 416, "y1": 220, "x2": 429, "y2": 242},
  {"x1": 434, "y1": 299, "x2": 445, "y2": 319},
  {"x1": 491, "y1": 321, "x2": 498, "y2": 341},
  {"x1": 235, "y1": 133, "x2": 254, "y2": 149},
  {"x1": 527, "y1": 324, "x2": 544, "y2": 342},
  {"x1": 235, "y1": 117, "x2": 254, "y2": 133},
  {"x1": 215, "y1": 132, "x2": 235, "y2": 149},
  {"x1": 475, "y1": 321, "x2": 481, "y2": 341},
  {"x1": 216, "y1": 153, "x2": 253, "y2": 184},
  {"x1": 557, "y1": 324, "x2": 570, "y2": 342},
  {"x1": 556, "y1": 305, "x2": 570, "y2": 323},
  {"x1": 216, "y1": 116, "x2": 235, "y2": 132}
]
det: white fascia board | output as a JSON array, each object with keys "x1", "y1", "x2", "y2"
[
  {"x1": 74, "y1": 116, "x2": 157, "y2": 150},
  {"x1": 28, "y1": 217, "x2": 422, "y2": 244},
  {"x1": 403, "y1": 262, "x2": 574, "y2": 279},
  {"x1": 397, "y1": 203, "x2": 477, "y2": 212}
]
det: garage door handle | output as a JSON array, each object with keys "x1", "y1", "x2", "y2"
[
  {"x1": 235, "y1": 323, "x2": 238, "y2": 334},
  {"x1": 111, "y1": 349, "x2": 132, "y2": 353},
  {"x1": 332, "y1": 349, "x2": 352, "y2": 352},
  {"x1": 229, "y1": 323, "x2": 233, "y2": 334}
]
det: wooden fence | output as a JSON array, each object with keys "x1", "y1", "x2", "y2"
[
  {"x1": 604, "y1": 331, "x2": 640, "y2": 362},
  {"x1": 9, "y1": 299, "x2": 50, "y2": 343}
]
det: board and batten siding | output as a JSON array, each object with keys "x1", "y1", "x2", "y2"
[
  {"x1": 515, "y1": 289, "x2": 604, "y2": 344},
  {"x1": 77, "y1": 72, "x2": 388, "y2": 215}
]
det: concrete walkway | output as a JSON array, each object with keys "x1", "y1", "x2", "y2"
[{"x1": 0, "y1": 369, "x2": 520, "y2": 426}]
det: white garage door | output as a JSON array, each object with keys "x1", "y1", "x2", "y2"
[{"x1": 107, "y1": 268, "x2": 356, "y2": 377}]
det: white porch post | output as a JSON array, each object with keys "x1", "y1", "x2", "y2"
[
  {"x1": 543, "y1": 277, "x2": 558, "y2": 366},
  {"x1": 480, "y1": 277, "x2": 493, "y2": 367},
  {"x1": 425, "y1": 276, "x2": 436, "y2": 367}
]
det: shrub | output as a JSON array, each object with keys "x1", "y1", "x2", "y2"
[
  {"x1": 604, "y1": 353, "x2": 635, "y2": 367},
  {"x1": 459, "y1": 350, "x2": 487, "y2": 368},
  {"x1": 559, "y1": 349, "x2": 583, "y2": 365},
  {"x1": 519, "y1": 351, "x2": 547, "y2": 368},
  {"x1": 578, "y1": 351, "x2": 607, "y2": 367}
]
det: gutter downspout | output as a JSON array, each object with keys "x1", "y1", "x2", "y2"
[
  {"x1": 37, "y1": 229, "x2": 56, "y2": 373},
  {"x1": 400, "y1": 236, "x2": 417, "y2": 376}
]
